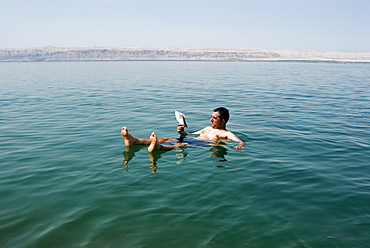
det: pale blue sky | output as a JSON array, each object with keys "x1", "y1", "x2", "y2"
[{"x1": 1, "y1": 0, "x2": 369, "y2": 51}]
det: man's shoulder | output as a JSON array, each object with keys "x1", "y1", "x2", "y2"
[{"x1": 199, "y1": 126, "x2": 213, "y2": 132}]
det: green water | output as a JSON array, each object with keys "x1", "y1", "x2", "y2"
[{"x1": 1, "y1": 61, "x2": 369, "y2": 247}]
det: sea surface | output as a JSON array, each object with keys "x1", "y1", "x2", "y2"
[{"x1": 0, "y1": 61, "x2": 369, "y2": 247}]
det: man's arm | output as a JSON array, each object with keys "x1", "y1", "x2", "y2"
[
  {"x1": 227, "y1": 131, "x2": 245, "y2": 149},
  {"x1": 177, "y1": 125, "x2": 205, "y2": 137}
]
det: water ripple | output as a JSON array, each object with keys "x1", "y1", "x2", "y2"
[{"x1": 1, "y1": 62, "x2": 370, "y2": 247}]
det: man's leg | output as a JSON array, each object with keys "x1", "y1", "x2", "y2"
[
  {"x1": 121, "y1": 127, "x2": 175, "y2": 146},
  {"x1": 148, "y1": 132, "x2": 187, "y2": 152}
]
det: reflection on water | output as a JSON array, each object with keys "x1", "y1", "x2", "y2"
[
  {"x1": 122, "y1": 145, "x2": 166, "y2": 173},
  {"x1": 210, "y1": 145, "x2": 228, "y2": 162},
  {"x1": 148, "y1": 151, "x2": 163, "y2": 173},
  {"x1": 122, "y1": 145, "x2": 147, "y2": 165},
  {"x1": 122, "y1": 144, "x2": 229, "y2": 172}
]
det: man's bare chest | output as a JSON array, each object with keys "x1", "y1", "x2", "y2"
[{"x1": 199, "y1": 128, "x2": 228, "y2": 140}]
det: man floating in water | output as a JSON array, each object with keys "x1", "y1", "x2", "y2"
[{"x1": 121, "y1": 107, "x2": 245, "y2": 152}]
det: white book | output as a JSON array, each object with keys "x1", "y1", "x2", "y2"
[{"x1": 174, "y1": 110, "x2": 188, "y2": 127}]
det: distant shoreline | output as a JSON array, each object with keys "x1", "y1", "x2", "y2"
[
  {"x1": 1, "y1": 46, "x2": 370, "y2": 64},
  {"x1": 1, "y1": 60, "x2": 369, "y2": 64}
]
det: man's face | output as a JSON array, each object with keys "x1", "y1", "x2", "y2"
[{"x1": 210, "y1": 111, "x2": 223, "y2": 128}]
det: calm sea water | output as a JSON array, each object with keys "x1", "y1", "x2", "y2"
[{"x1": 1, "y1": 61, "x2": 369, "y2": 247}]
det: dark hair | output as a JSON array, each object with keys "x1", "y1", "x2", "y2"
[{"x1": 214, "y1": 107, "x2": 229, "y2": 123}]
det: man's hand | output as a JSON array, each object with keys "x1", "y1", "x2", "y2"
[
  {"x1": 177, "y1": 124, "x2": 187, "y2": 136},
  {"x1": 234, "y1": 143, "x2": 245, "y2": 150}
]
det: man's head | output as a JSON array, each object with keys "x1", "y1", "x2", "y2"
[{"x1": 211, "y1": 107, "x2": 229, "y2": 129}]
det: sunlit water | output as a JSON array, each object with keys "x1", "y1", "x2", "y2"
[{"x1": 1, "y1": 61, "x2": 369, "y2": 247}]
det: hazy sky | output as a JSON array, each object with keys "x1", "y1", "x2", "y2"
[{"x1": 1, "y1": 0, "x2": 369, "y2": 51}]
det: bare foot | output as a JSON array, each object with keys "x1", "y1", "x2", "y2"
[
  {"x1": 121, "y1": 127, "x2": 149, "y2": 146},
  {"x1": 121, "y1": 126, "x2": 128, "y2": 136},
  {"x1": 148, "y1": 132, "x2": 162, "y2": 152}
]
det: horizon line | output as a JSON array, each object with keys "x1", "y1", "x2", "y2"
[{"x1": 1, "y1": 45, "x2": 369, "y2": 53}]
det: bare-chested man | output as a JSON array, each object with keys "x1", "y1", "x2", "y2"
[{"x1": 121, "y1": 107, "x2": 245, "y2": 152}]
